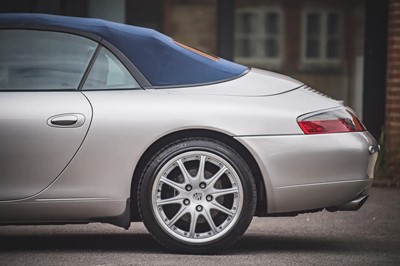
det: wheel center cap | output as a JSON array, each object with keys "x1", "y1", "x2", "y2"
[{"x1": 192, "y1": 191, "x2": 204, "y2": 203}]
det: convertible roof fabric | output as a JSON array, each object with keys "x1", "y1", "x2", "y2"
[{"x1": 0, "y1": 13, "x2": 248, "y2": 87}]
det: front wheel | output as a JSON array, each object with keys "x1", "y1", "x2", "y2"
[{"x1": 138, "y1": 138, "x2": 257, "y2": 254}]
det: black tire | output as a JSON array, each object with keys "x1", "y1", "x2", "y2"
[{"x1": 138, "y1": 137, "x2": 257, "y2": 254}]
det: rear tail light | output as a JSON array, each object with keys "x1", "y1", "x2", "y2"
[{"x1": 297, "y1": 108, "x2": 365, "y2": 134}]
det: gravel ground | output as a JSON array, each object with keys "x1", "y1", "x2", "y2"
[{"x1": 0, "y1": 187, "x2": 399, "y2": 266}]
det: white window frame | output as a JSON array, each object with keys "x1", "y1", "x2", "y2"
[
  {"x1": 234, "y1": 7, "x2": 284, "y2": 69},
  {"x1": 301, "y1": 8, "x2": 342, "y2": 67}
]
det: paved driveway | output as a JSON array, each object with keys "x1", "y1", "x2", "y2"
[{"x1": 0, "y1": 187, "x2": 399, "y2": 265}]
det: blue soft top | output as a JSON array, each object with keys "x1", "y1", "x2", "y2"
[{"x1": 0, "y1": 13, "x2": 248, "y2": 87}]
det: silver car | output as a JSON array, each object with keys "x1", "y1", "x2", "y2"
[{"x1": 0, "y1": 14, "x2": 379, "y2": 254}]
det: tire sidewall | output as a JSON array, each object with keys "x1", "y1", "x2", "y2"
[{"x1": 139, "y1": 138, "x2": 256, "y2": 254}]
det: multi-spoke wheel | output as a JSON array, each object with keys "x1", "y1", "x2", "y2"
[{"x1": 139, "y1": 138, "x2": 256, "y2": 254}]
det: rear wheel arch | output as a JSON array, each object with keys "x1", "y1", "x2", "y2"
[{"x1": 130, "y1": 129, "x2": 267, "y2": 222}]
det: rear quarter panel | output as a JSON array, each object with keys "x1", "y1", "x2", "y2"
[{"x1": 38, "y1": 88, "x2": 340, "y2": 202}]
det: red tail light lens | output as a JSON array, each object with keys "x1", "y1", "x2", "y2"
[{"x1": 297, "y1": 108, "x2": 366, "y2": 134}]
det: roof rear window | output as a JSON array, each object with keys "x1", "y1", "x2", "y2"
[{"x1": 106, "y1": 30, "x2": 248, "y2": 88}]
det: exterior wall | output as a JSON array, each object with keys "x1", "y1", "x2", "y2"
[
  {"x1": 163, "y1": 0, "x2": 218, "y2": 54},
  {"x1": 0, "y1": 0, "x2": 88, "y2": 16},
  {"x1": 125, "y1": 0, "x2": 163, "y2": 31},
  {"x1": 88, "y1": 0, "x2": 125, "y2": 23},
  {"x1": 386, "y1": 0, "x2": 400, "y2": 179}
]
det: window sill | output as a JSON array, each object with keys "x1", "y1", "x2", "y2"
[
  {"x1": 299, "y1": 61, "x2": 344, "y2": 73},
  {"x1": 234, "y1": 57, "x2": 283, "y2": 70}
]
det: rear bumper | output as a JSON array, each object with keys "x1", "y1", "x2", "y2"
[
  {"x1": 235, "y1": 131, "x2": 378, "y2": 214},
  {"x1": 332, "y1": 193, "x2": 369, "y2": 211}
]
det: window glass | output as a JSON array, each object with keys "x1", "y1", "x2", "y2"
[
  {"x1": 0, "y1": 30, "x2": 96, "y2": 90},
  {"x1": 327, "y1": 13, "x2": 340, "y2": 59},
  {"x1": 266, "y1": 13, "x2": 279, "y2": 35},
  {"x1": 306, "y1": 39, "x2": 321, "y2": 58},
  {"x1": 265, "y1": 38, "x2": 278, "y2": 57},
  {"x1": 235, "y1": 12, "x2": 257, "y2": 57},
  {"x1": 237, "y1": 12, "x2": 256, "y2": 34},
  {"x1": 264, "y1": 12, "x2": 280, "y2": 58},
  {"x1": 305, "y1": 13, "x2": 321, "y2": 58},
  {"x1": 327, "y1": 13, "x2": 339, "y2": 35},
  {"x1": 306, "y1": 13, "x2": 321, "y2": 35},
  {"x1": 83, "y1": 47, "x2": 140, "y2": 90}
]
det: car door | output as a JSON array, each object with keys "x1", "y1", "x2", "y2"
[{"x1": 0, "y1": 29, "x2": 96, "y2": 201}]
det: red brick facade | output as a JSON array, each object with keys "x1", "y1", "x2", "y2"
[
  {"x1": 386, "y1": 0, "x2": 400, "y2": 179},
  {"x1": 163, "y1": 0, "x2": 218, "y2": 54}
]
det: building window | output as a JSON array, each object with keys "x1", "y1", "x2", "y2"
[
  {"x1": 302, "y1": 9, "x2": 341, "y2": 66},
  {"x1": 235, "y1": 8, "x2": 283, "y2": 68}
]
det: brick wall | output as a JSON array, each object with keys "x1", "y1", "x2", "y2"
[
  {"x1": 163, "y1": 0, "x2": 218, "y2": 54},
  {"x1": 386, "y1": 0, "x2": 400, "y2": 179}
]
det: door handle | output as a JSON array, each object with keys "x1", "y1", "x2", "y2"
[
  {"x1": 51, "y1": 115, "x2": 78, "y2": 126},
  {"x1": 47, "y1": 114, "x2": 85, "y2": 128}
]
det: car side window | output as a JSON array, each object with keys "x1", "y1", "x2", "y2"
[
  {"x1": 0, "y1": 29, "x2": 97, "y2": 90},
  {"x1": 82, "y1": 47, "x2": 140, "y2": 90}
]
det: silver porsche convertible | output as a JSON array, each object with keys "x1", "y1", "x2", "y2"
[{"x1": 0, "y1": 14, "x2": 379, "y2": 254}]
